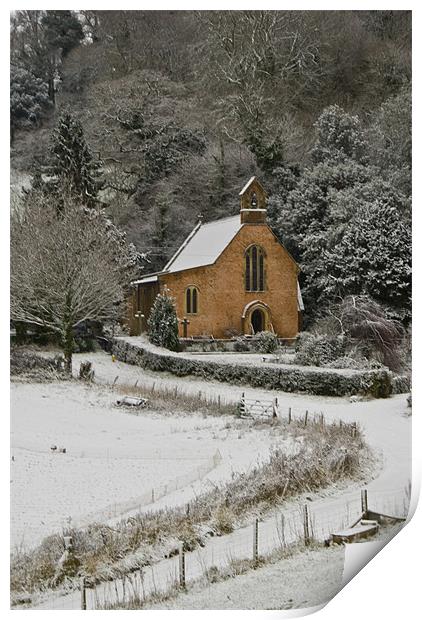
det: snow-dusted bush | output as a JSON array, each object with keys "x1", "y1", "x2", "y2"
[
  {"x1": 295, "y1": 332, "x2": 345, "y2": 367},
  {"x1": 111, "y1": 338, "x2": 394, "y2": 398},
  {"x1": 147, "y1": 290, "x2": 179, "y2": 351},
  {"x1": 252, "y1": 331, "x2": 278, "y2": 353},
  {"x1": 10, "y1": 349, "x2": 65, "y2": 380}
]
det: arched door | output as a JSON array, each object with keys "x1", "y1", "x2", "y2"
[{"x1": 251, "y1": 308, "x2": 265, "y2": 333}]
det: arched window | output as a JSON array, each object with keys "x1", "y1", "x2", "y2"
[
  {"x1": 186, "y1": 286, "x2": 199, "y2": 314},
  {"x1": 245, "y1": 245, "x2": 265, "y2": 292}
]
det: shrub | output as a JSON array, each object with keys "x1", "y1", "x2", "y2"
[
  {"x1": 111, "y1": 338, "x2": 395, "y2": 398},
  {"x1": 147, "y1": 291, "x2": 179, "y2": 352},
  {"x1": 10, "y1": 349, "x2": 65, "y2": 379},
  {"x1": 252, "y1": 331, "x2": 278, "y2": 353},
  {"x1": 233, "y1": 337, "x2": 250, "y2": 352},
  {"x1": 295, "y1": 333, "x2": 346, "y2": 367},
  {"x1": 213, "y1": 505, "x2": 235, "y2": 534}
]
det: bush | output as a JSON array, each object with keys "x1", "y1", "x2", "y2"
[
  {"x1": 213, "y1": 505, "x2": 235, "y2": 534},
  {"x1": 295, "y1": 332, "x2": 346, "y2": 367},
  {"x1": 10, "y1": 349, "x2": 65, "y2": 379},
  {"x1": 147, "y1": 291, "x2": 179, "y2": 351},
  {"x1": 252, "y1": 331, "x2": 278, "y2": 353},
  {"x1": 233, "y1": 337, "x2": 250, "y2": 352},
  {"x1": 111, "y1": 338, "x2": 394, "y2": 398}
]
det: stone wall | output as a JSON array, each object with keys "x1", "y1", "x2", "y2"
[{"x1": 159, "y1": 224, "x2": 299, "y2": 340}]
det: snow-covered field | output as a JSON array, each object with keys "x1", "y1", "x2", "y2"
[
  {"x1": 10, "y1": 380, "x2": 293, "y2": 550},
  {"x1": 12, "y1": 350, "x2": 412, "y2": 610},
  {"x1": 146, "y1": 545, "x2": 345, "y2": 610}
]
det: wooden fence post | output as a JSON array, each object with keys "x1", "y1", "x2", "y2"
[
  {"x1": 253, "y1": 518, "x2": 259, "y2": 565},
  {"x1": 151, "y1": 488, "x2": 155, "y2": 503},
  {"x1": 80, "y1": 576, "x2": 87, "y2": 610},
  {"x1": 303, "y1": 504, "x2": 310, "y2": 546},
  {"x1": 218, "y1": 394, "x2": 221, "y2": 410},
  {"x1": 361, "y1": 489, "x2": 368, "y2": 514},
  {"x1": 288, "y1": 407, "x2": 292, "y2": 424},
  {"x1": 179, "y1": 543, "x2": 186, "y2": 588},
  {"x1": 304, "y1": 410, "x2": 308, "y2": 426},
  {"x1": 272, "y1": 397, "x2": 278, "y2": 418},
  {"x1": 240, "y1": 392, "x2": 245, "y2": 416}
]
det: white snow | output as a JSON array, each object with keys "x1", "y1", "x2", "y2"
[
  {"x1": 10, "y1": 379, "x2": 294, "y2": 550},
  {"x1": 163, "y1": 215, "x2": 242, "y2": 273},
  {"x1": 17, "y1": 351, "x2": 411, "y2": 610}
]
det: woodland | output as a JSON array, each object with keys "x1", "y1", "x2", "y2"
[{"x1": 10, "y1": 10, "x2": 411, "y2": 327}]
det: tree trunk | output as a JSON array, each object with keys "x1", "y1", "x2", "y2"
[
  {"x1": 63, "y1": 324, "x2": 74, "y2": 376},
  {"x1": 62, "y1": 294, "x2": 74, "y2": 375}
]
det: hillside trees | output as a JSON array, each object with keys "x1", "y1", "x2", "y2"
[
  {"x1": 10, "y1": 192, "x2": 137, "y2": 372},
  {"x1": 10, "y1": 9, "x2": 84, "y2": 126},
  {"x1": 271, "y1": 104, "x2": 411, "y2": 322},
  {"x1": 10, "y1": 66, "x2": 52, "y2": 140}
]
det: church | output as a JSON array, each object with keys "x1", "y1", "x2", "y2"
[{"x1": 128, "y1": 177, "x2": 303, "y2": 340}]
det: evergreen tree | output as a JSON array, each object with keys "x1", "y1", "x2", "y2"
[
  {"x1": 147, "y1": 290, "x2": 179, "y2": 351},
  {"x1": 311, "y1": 105, "x2": 369, "y2": 165},
  {"x1": 48, "y1": 111, "x2": 101, "y2": 207},
  {"x1": 322, "y1": 199, "x2": 411, "y2": 322},
  {"x1": 10, "y1": 65, "x2": 51, "y2": 141},
  {"x1": 41, "y1": 10, "x2": 84, "y2": 58}
]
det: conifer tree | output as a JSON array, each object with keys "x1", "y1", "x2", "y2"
[
  {"x1": 147, "y1": 290, "x2": 179, "y2": 351},
  {"x1": 49, "y1": 111, "x2": 101, "y2": 207}
]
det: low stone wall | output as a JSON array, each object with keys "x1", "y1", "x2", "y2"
[{"x1": 111, "y1": 338, "x2": 394, "y2": 398}]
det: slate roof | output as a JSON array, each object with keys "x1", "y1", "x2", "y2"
[
  {"x1": 162, "y1": 215, "x2": 242, "y2": 274},
  {"x1": 135, "y1": 213, "x2": 304, "y2": 309}
]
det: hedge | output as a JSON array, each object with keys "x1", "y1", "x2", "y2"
[{"x1": 111, "y1": 338, "x2": 396, "y2": 398}]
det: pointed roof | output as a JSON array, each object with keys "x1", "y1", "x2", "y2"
[
  {"x1": 239, "y1": 176, "x2": 267, "y2": 197},
  {"x1": 163, "y1": 215, "x2": 241, "y2": 274}
]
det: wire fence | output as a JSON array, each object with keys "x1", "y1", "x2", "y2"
[
  {"x1": 76, "y1": 486, "x2": 408, "y2": 610},
  {"x1": 61, "y1": 450, "x2": 223, "y2": 531}
]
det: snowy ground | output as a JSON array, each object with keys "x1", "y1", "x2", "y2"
[
  {"x1": 12, "y1": 350, "x2": 412, "y2": 610},
  {"x1": 145, "y1": 545, "x2": 345, "y2": 610},
  {"x1": 10, "y1": 379, "x2": 295, "y2": 550}
]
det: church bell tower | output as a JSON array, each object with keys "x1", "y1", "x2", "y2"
[{"x1": 239, "y1": 176, "x2": 267, "y2": 224}]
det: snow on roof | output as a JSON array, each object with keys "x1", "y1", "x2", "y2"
[
  {"x1": 133, "y1": 274, "x2": 158, "y2": 285},
  {"x1": 239, "y1": 176, "x2": 257, "y2": 196},
  {"x1": 163, "y1": 215, "x2": 242, "y2": 274}
]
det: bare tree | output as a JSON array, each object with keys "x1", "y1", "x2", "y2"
[
  {"x1": 327, "y1": 295, "x2": 405, "y2": 371},
  {"x1": 11, "y1": 191, "x2": 136, "y2": 373}
]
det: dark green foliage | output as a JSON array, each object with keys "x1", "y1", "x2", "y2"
[
  {"x1": 295, "y1": 333, "x2": 346, "y2": 367},
  {"x1": 322, "y1": 201, "x2": 411, "y2": 320},
  {"x1": 41, "y1": 10, "x2": 84, "y2": 57},
  {"x1": 10, "y1": 66, "x2": 51, "y2": 134},
  {"x1": 48, "y1": 111, "x2": 101, "y2": 207},
  {"x1": 311, "y1": 105, "x2": 369, "y2": 165},
  {"x1": 253, "y1": 331, "x2": 279, "y2": 354},
  {"x1": 111, "y1": 338, "x2": 395, "y2": 398},
  {"x1": 147, "y1": 292, "x2": 180, "y2": 351}
]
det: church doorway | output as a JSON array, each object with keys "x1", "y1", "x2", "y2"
[{"x1": 251, "y1": 308, "x2": 265, "y2": 333}]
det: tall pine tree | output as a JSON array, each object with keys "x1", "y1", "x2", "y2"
[{"x1": 49, "y1": 111, "x2": 101, "y2": 207}]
